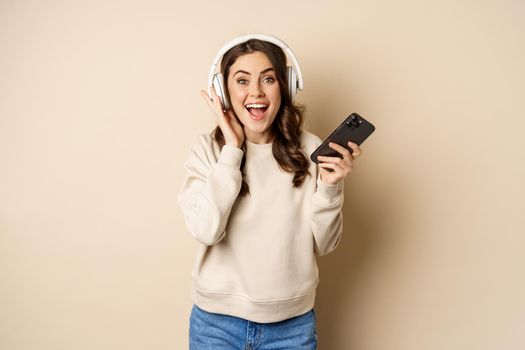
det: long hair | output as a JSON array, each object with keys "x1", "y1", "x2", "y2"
[{"x1": 212, "y1": 39, "x2": 309, "y2": 196}]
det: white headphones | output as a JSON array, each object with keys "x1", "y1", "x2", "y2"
[{"x1": 207, "y1": 33, "x2": 304, "y2": 110}]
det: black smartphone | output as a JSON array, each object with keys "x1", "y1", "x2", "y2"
[{"x1": 310, "y1": 113, "x2": 375, "y2": 163}]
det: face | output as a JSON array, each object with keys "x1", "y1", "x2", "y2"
[{"x1": 227, "y1": 51, "x2": 282, "y2": 144}]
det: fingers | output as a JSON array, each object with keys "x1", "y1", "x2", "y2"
[
  {"x1": 318, "y1": 161, "x2": 350, "y2": 184},
  {"x1": 316, "y1": 143, "x2": 356, "y2": 161},
  {"x1": 210, "y1": 86, "x2": 226, "y2": 112},
  {"x1": 318, "y1": 151, "x2": 351, "y2": 173},
  {"x1": 347, "y1": 141, "x2": 362, "y2": 158},
  {"x1": 330, "y1": 141, "x2": 362, "y2": 158},
  {"x1": 317, "y1": 141, "x2": 363, "y2": 184},
  {"x1": 317, "y1": 154, "x2": 347, "y2": 166},
  {"x1": 318, "y1": 162, "x2": 343, "y2": 172},
  {"x1": 200, "y1": 88, "x2": 244, "y2": 147},
  {"x1": 317, "y1": 142, "x2": 362, "y2": 162},
  {"x1": 200, "y1": 87, "x2": 226, "y2": 115},
  {"x1": 200, "y1": 90, "x2": 216, "y2": 112},
  {"x1": 317, "y1": 157, "x2": 351, "y2": 175}
]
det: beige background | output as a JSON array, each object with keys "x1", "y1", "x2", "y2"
[{"x1": 1, "y1": 0, "x2": 524, "y2": 349}]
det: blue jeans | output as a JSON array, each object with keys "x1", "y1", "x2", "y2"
[{"x1": 189, "y1": 305, "x2": 318, "y2": 349}]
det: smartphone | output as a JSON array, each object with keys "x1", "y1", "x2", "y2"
[{"x1": 310, "y1": 113, "x2": 375, "y2": 163}]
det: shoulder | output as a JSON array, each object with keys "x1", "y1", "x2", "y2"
[
  {"x1": 300, "y1": 129, "x2": 323, "y2": 153},
  {"x1": 192, "y1": 132, "x2": 213, "y2": 146},
  {"x1": 186, "y1": 132, "x2": 222, "y2": 165},
  {"x1": 190, "y1": 133, "x2": 220, "y2": 152}
]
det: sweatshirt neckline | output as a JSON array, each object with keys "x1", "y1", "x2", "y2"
[{"x1": 245, "y1": 140, "x2": 273, "y2": 151}]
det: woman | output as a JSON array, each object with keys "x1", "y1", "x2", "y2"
[{"x1": 178, "y1": 34, "x2": 362, "y2": 349}]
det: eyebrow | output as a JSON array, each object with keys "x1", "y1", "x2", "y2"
[{"x1": 233, "y1": 67, "x2": 275, "y2": 77}]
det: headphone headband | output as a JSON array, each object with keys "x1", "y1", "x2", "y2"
[{"x1": 207, "y1": 33, "x2": 304, "y2": 97}]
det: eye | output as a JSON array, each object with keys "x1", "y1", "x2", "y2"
[
  {"x1": 263, "y1": 76, "x2": 275, "y2": 84},
  {"x1": 237, "y1": 78, "x2": 248, "y2": 85}
]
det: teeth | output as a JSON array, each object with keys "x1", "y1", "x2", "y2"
[{"x1": 246, "y1": 103, "x2": 268, "y2": 108}]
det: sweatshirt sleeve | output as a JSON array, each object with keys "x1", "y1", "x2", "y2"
[
  {"x1": 311, "y1": 176, "x2": 344, "y2": 256},
  {"x1": 177, "y1": 136, "x2": 243, "y2": 246}
]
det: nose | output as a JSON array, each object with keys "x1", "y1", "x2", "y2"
[{"x1": 249, "y1": 81, "x2": 264, "y2": 97}]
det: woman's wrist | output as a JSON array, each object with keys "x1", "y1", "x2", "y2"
[
  {"x1": 224, "y1": 136, "x2": 244, "y2": 149},
  {"x1": 225, "y1": 141, "x2": 241, "y2": 149}
]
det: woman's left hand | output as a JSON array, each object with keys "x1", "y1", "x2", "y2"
[{"x1": 317, "y1": 141, "x2": 362, "y2": 185}]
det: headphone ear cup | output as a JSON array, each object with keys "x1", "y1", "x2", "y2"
[
  {"x1": 212, "y1": 73, "x2": 230, "y2": 110},
  {"x1": 287, "y1": 66, "x2": 298, "y2": 101}
]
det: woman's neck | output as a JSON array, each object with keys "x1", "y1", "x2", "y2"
[{"x1": 244, "y1": 130, "x2": 274, "y2": 144}]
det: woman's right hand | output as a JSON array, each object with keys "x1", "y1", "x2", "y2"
[{"x1": 200, "y1": 87, "x2": 245, "y2": 148}]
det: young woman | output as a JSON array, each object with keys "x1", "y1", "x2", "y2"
[{"x1": 178, "y1": 34, "x2": 362, "y2": 349}]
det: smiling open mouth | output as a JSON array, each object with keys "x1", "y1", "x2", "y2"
[{"x1": 245, "y1": 103, "x2": 269, "y2": 120}]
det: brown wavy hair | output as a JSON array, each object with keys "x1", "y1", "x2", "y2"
[{"x1": 212, "y1": 39, "x2": 310, "y2": 196}]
